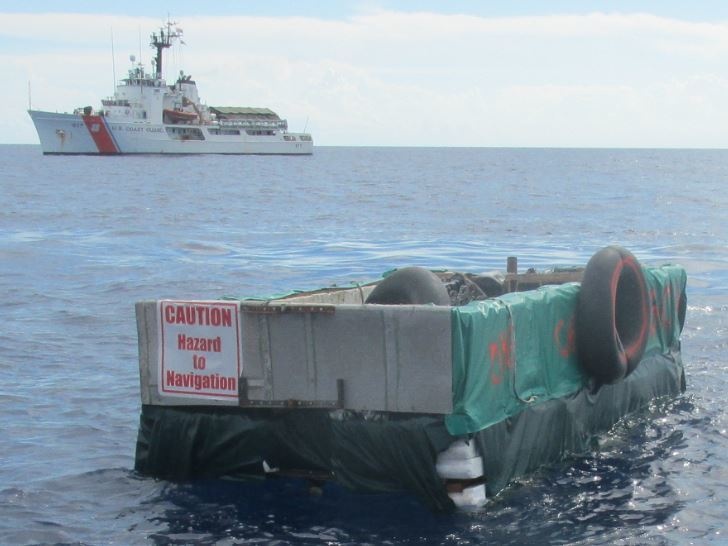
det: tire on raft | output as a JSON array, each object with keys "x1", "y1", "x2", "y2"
[
  {"x1": 365, "y1": 267, "x2": 451, "y2": 305},
  {"x1": 470, "y1": 274, "x2": 505, "y2": 298},
  {"x1": 576, "y1": 246, "x2": 650, "y2": 384}
]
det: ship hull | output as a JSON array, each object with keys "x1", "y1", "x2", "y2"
[{"x1": 28, "y1": 110, "x2": 313, "y2": 155}]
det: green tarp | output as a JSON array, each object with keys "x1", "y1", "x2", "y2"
[
  {"x1": 447, "y1": 265, "x2": 687, "y2": 436},
  {"x1": 474, "y1": 350, "x2": 685, "y2": 495}
]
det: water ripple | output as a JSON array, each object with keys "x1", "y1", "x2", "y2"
[{"x1": 1, "y1": 145, "x2": 727, "y2": 544}]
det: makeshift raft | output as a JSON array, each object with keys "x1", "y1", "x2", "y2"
[{"x1": 134, "y1": 246, "x2": 687, "y2": 511}]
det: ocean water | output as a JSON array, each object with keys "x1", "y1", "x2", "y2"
[{"x1": 0, "y1": 144, "x2": 726, "y2": 545}]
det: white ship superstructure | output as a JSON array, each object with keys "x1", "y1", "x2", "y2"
[{"x1": 28, "y1": 22, "x2": 313, "y2": 155}]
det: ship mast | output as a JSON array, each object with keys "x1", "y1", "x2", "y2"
[{"x1": 150, "y1": 21, "x2": 182, "y2": 79}]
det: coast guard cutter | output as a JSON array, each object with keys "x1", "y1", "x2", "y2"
[{"x1": 28, "y1": 22, "x2": 313, "y2": 155}]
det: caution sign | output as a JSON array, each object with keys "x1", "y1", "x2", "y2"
[{"x1": 158, "y1": 300, "x2": 241, "y2": 399}]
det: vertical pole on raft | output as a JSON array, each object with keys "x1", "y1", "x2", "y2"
[{"x1": 507, "y1": 257, "x2": 518, "y2": 292}]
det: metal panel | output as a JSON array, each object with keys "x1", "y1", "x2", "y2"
[
  {"x1": 237, "y1": 304, "x2": 452, "y2": 413},
  {"x1": 136, "y1": 298, "x2": 453, "y2": 413}
]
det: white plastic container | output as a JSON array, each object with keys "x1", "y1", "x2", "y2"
[
  {"x1": 436, "y1": 455, "x2": 484, "y2": 480},
  {"x1": 437, "y1": 439, "x2": 477, "y2": 461},
  {"x1": 448, "y1": 483, "x2": 487, "y2": 510}
]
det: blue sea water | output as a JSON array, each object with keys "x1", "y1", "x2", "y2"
[{"x1": 0, "y1": 144, "x2": 726, "y2": 545}]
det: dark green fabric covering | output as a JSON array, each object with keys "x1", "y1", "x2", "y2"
[
  {"x1": 135, "y1": 349, "x2": 684, "y2": 511},
  {"x1": 135, "y1": 407, "x2": 456, "y2": 511}
]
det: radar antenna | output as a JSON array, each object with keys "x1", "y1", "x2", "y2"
[{"x1": 149, "y1": 20, "x2": 183, "y2": 79}]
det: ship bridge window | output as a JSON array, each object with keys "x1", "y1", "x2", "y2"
[
  {"x1": 283, "y1": 135, "x2": 297, "y2": 141},
  {"x1": 299, "y1": 135, "x2": 312, "y2": 141},
  {"x1": 246, "y1": 129, "x2": 275, "y2": 136},
  {"x1": 208, "y1": 128, "x2": 241, "y2": 136},
  {"x1": 165, "y1": 127, "x2": 205, "y2": 141}
]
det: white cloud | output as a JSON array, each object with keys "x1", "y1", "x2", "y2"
[{"x1": 4, "y1": 10, "x2": 728, "y2": 146}]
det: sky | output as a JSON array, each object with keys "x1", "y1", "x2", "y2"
[{"x1": 4, "y1": 1, "x2": 728, "y2": 147}]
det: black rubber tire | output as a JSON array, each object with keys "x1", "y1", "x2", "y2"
[
  {"x1": 365, "y1": 267, "x2": 451, "y2": 305},
  {"x1": 677, "y1": 290, "x2": 687, "y2": 333},
  {"x1": 576, "y1": 246, "x2": 650, "y2": 384},
  {"x1": 470, "y1": 275, "x2": 504, "y2": 298}
]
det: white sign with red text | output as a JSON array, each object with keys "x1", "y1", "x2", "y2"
[{"x1": 157, "y1": 300, "x2": 241, "y2": 400}]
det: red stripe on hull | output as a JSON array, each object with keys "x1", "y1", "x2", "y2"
[{"x1": 82, "y1": 115, "x2": 118, "y2": 153}]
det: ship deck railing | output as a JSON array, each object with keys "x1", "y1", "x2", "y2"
[{"x1": 218, "y1": 119, "x2": 288, "y2": 130}]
